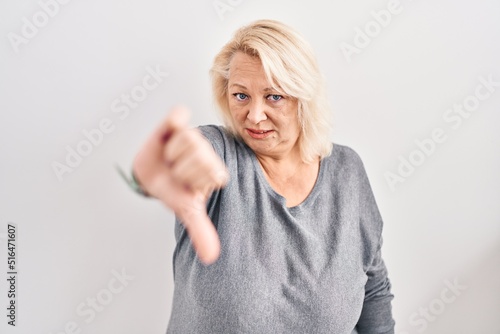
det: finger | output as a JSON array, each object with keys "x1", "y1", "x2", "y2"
[
  {"x1": 169, "y1": 149, "x2": 229, "y2": 194},
  {"x1": 163, "y1": 128, "x2": 199, "y2": 166},
  {"x1": 177, "y1": 194, "x2": 221, "y2": 264},
  {"x1": 168, "y1": 146, "x2": 221, "y2": 186},
  {"x1": 169, "y1": 153, "x2": 211, "y2": 189},
  {"x1": 193, "y1": 164, "x2": 229, "y2": 191},
  {"x1": 150, "y1": 106, "x2": 191, "y2": 152},
  {"x1": 134, "y1": 106, "x2": 191, "y2": 175},
  {"x1": 162, "y1": 105, "x2": 191, "y2": 136},
  {"x1": 211, "y1": 162, "x2": 230, "y2": 188}
]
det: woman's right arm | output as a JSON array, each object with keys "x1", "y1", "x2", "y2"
[{"x1": 132, "y1": 106, "x2": 229, "y2": 264}]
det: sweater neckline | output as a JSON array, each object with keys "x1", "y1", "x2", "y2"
[{"x1": 243, "y1": 143, "x2": 326, "y2": 213}]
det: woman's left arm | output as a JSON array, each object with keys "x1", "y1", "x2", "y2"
[
  {"x1": 354, "y1": 154, "x2": 395, "y2": 333},
  {"x1": 356, "y1": 239, "x2": 395, "y2": 333}
]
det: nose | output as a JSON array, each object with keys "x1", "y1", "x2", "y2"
[{"x1": 246, "y1": 100, "x2": 267, "y2": 124}]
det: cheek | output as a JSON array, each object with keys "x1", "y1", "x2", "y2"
[
  {"x1": 277, "y1": 104, "x2": 297, "y2": 123},
  {"x1": 228, "y1": 103, "x2": 246, "y2": 122},
  {"x1": 282, "y1": 107, "x2": 301, "y2": 136}
]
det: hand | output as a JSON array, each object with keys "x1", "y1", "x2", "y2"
[{"x1": 132, "y1": 106, "x2": 229, "y2": 264}]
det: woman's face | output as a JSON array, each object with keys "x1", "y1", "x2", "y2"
[{"x1": 227, "y1": 52, "x2": 301, "y2": 160}]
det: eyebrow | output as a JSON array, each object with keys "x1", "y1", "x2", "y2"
[{"x1": 229, "y1": 83, "x2": 276, "y2": 92}]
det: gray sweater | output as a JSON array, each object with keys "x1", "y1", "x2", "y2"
[{"x1": 167, "y1": 125, "x2": 395, "y2": 334}]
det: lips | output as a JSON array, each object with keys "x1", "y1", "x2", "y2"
[{"x1": 246, "y1": 128, "x2": 274, "y2": 139}]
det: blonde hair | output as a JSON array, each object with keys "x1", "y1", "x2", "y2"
[{"x1": 210, "y1": 19, "x2": 333, "y2": 163}]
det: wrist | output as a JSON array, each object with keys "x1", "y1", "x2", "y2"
[{"x1": 116, "y1": 164, "x2": 150, "y2": 197}]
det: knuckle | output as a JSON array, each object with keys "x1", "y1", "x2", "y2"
[
  {"x1": 184, "y1": 129, "x2": 201, "y2": 146},
  {"x1": 163, "y1": 138, "x2": 179, "y2": 162}
]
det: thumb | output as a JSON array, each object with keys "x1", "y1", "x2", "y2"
[
  {"x1": 136, "y1": 106, "x2": 191, "y2": 169},
  {"x1": 153, "y1": 105, "x2": 191, "y2": 144},
  {"x1": 177, "y1": 194, "x2": 221, "y2": 265},
  {"x1": 132, "y1": 106, "x2": 191, "y2": 191}
]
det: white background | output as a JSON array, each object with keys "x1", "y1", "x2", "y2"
[{"x1": 1, "y1": 0, "x2": 499, "y2": 333}]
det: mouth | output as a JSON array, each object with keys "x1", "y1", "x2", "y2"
[{"x1": 245, "y1": 128, "x2": 274, "y2": 139}]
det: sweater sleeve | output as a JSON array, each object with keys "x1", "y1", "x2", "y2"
[
  {"x1": 355, "y1": 239, "x2": 395, "y2": 333},
  {"x1": 355, "y1": 154, "x2": 395, "y2": 333},
  {"x1": 197, "y1": 124, "x2": 227, "y2": 162}
]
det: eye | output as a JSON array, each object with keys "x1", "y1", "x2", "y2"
[
  {"x1": 267, "y1": 94, "x2": 283, "y2": 102},
  {"x1": 233, "y1": 93, "x2": 248, "y2": 101}
]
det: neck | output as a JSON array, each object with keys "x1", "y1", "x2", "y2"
[
  {"x1": 255, "y1": 149, "x2": 321, "y2": 207},
  {"x1": 255, "y1": 150, "x2": 317, "y2": 181}
]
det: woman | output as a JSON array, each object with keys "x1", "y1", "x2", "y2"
[{"x1": 131, "y1": 19, "x2": 395, "y2": 333}]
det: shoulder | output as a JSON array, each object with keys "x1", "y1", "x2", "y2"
[
  {"x1": 198, "y1": 124, "x2": 245, "y2": 163},
  {"x1": 323, "y1": 143, "x2": 379, "y2": 220},
  {"x1": 197, "y1": 124, "x2": 229, "y2": 144},
  {"x1": 196, "y1": 125, "x2": 240, "y2": 160},
  {"x1": 330, "y1": 143, "x2": 363, "y2": 164},
  {"x1": 329, "y1": 144, "x2": 384, "y2": 249},
  {"x1": 325, "y1": 143, "x2": 385, "y2": 254},
  {"x1": 325, "y1": 143, "x2": 367, "y2": 179}
]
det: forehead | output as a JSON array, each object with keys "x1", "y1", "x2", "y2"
[{"x1": 228, "y1": 52, "x2": 269, "y2": 85}]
